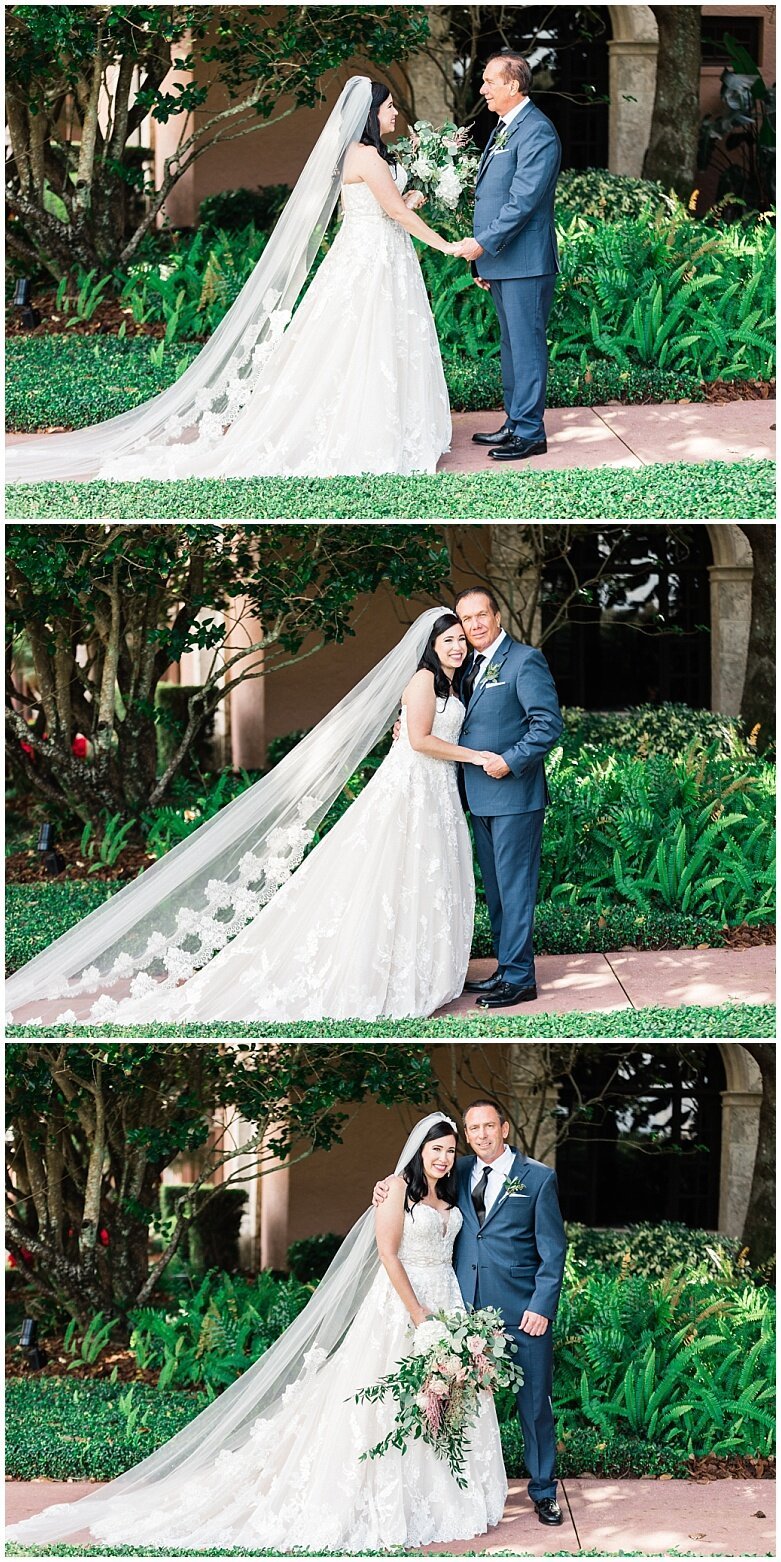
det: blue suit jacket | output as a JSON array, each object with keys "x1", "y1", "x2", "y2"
[
  {"x1": 459, "y1": 636, "x2": 563, "y2": 816},
  {"x1": 473, "y1": 101, "x2": 561, "y2": 280},
  {"x1": 453, "y1": 1149, "x2": 567, "y2": 1322}
]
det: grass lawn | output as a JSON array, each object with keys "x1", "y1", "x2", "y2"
[
  {"x1": 6, "y1": 1004, "x2": 775, "y2": 1040},
  {"x1": 4, "y1": 460, "x2": 775, "y2": 520}
]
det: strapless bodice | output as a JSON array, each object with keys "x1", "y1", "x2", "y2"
[{"x1": 340, "y1": 163, "x2": 409, "y2": 223}]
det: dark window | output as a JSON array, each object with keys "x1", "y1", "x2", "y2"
[
  {"x1": 556, "y1": 1047, "x2": 725, "y2": 1229},
  {"x1": 701, "y1": 14, "x2": 762, "y2": 65},
  {"x1": 541, "y1": 526, "x2": 712, "y2": 710},
  {"x1": 472, "y1": 6, "x2": 610, "y2": 169}
]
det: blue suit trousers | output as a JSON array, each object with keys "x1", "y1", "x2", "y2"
[
  {"x1": 491, "y1": 274, "x2": 556, "y2": 442},
  {"x1": 471, "y1": 808, "x2": 545, "y2": 987},
  {"x1": 475, "y1": 1280, "x2": 557, "y2": 1501}
]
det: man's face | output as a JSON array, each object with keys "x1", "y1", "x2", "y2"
[
  {"x1": 463, "y1": 1105, "x2": 509, "y2": 1162},
  {"x1": 457, "y1": 593, "x2": 503, "y2": 652},
  {"x1": 481, "y1": 60, "x2": 519, "y2": 119}
]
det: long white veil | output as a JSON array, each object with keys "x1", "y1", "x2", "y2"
[
  {"x1": 6, "y1": 77, "x2": 372, "y2": 485},
  {"x1": 5, "y1": 1111, "x2": 459, "y2": 1545},
  {"x1": 6, "y1": 607, "x2": 444, "y2": 1024}
]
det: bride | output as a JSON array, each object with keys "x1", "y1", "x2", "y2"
[
  {"x1": 6, "y1": 1114, "x2": 509, "y2": 1550},
  {"x1": 6, "y1": 608, "x2": 495, "y2": 1026},
  {"x1": 6, "y1": 76, "x2": 460, "y2": 485}
]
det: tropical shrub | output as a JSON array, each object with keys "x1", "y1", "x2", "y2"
[
  {"x1": 554, "y1": 1261, "x2": 775, "y2": 1457},
  {"x1": 559, "y1": 702, "x2": 766, "y2": 762},
  {"x1": 198, "y1": 184, "x2": 292, "y2": 237},
  {"x1": 565, "y1": 1221, "x2": 757, "y2": 1282},
  {"x1": 157, "y1": 1184, "x2": 248, "y2": 1276},
  {"x1": 556, "y1": 168, "x2": 679, "y2": 223},
  {"x1": 127, "y1": 1269, "x2": 312, "y2": 1391}
]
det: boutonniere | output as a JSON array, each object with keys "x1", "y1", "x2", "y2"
[
  {"x1": 491, "y1": 127, "x2": 509, "y2": 155},
  {"x1": 503, "y1": 1176, "x2": 526, "y2": 1195},
  {"x1": 482, "y1": 661, "x2": 502, "y2": 686}
]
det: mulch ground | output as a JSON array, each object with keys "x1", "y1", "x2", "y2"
[
  {"x1": 6, "y1": 1340, "x2": 160, "y2": 1385},
  {"x1": 5, "y1": 839, "x2": 156, "y2": 883},
  {"x1": 686, "y1": 1452, "x2": 775, "y2": 1482}
]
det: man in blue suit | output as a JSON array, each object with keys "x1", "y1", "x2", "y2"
[
  {"x1": 455, "y1": 52, "x2": 561, "y2": 461},
  {"x1": 456, "y1": 586, "x2": 563, "y2": 1009},
  {"x1": 375, "y1": 1097, "x2": 567, "y2": 1525}
]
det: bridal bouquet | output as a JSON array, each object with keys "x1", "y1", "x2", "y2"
[
  {"x1": 355, "y1": 1307, "x2": 523, "y2": 1487},
  {"x1": 394, "y1": 120, "x2": 480, "y2": 211}
]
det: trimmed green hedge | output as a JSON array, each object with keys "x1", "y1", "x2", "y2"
[
  {"x1": 2, "y1": 881, "x2": 736, "y2": 978},
  {"x1": 5, "y1": 335, "x2": 708, "y2": 432},
  {"x1": 5, "y1": 461, "x2": 775, "y2": 521},
  {"x1": 6, "y1": 1004, "x2": 775, "y2": 1040}
]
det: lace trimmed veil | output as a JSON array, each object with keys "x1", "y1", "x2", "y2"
[
  {"x1": 5, "y1": 606, "x2": 446, "y2": 1023},
  {"x1": 5, "y1": 1111, "x2": 459, "y2": 1545},
  {"x1": 6, "y1": 76, "x2": 373, "y2": 485}
]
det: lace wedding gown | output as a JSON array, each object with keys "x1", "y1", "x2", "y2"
[
  {"x1": 86, "y1": 1205, "x2": 508, "y2": 1550},
  {"x1": 100, "y1": 166, "x2": 451, "y2": 481},
  {"x1": 80, "y1": 695, "x2": 474, "y2": 1023}
]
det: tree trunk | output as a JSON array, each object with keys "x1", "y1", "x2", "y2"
[
  {"x1": 643, "y1": 7, "x2": 702, "y2": 196},
  {"x1": 738, "y1": 525, "x2": 776, "y2": 750},
  {"x1": 740, "y1": 1043, "x2": 775, "y2": 1267}
]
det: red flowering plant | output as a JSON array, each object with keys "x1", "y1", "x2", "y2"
[{"x1": 355, "y1": 1306, "x2": 523, "y2": 1487}]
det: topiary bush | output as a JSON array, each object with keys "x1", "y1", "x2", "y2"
[
  {"x1": 556, "y1": 168, "x2": 680, "y2": 223},
  {"x1": 286, "y1": 1233, "x2": 344, "y2": 1283},
  {"x1": 564, "y1": 1221, "x2": 755, "y2": 1282}
]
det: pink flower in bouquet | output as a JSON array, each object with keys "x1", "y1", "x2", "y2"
[
  {"x1": 466, "y1": 1334, "x2": 485, "y2": 1355},
  {"x1": 429, "y1": 1375, "x2": 450, "y2": 1397}
]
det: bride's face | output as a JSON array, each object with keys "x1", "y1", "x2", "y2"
[
  {"x1": 377, "y1": 93, "x2": 398, "y2": 137},
  {"x1": 421, "y1": 1134, "x2": 457, "y2": 1183},
  {"x1": 434, "y1": 624, "x2": 468, "y2": 675}
]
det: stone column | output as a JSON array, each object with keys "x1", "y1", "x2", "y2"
[
  {"x1": 708, "y1": 563, "x2": 753, "y2": 714},
  {"x1": 607, "y1": 7, "x2": 658, "y2": 176},
  {"x1": 260, "y1": 1157, "x2": 290, "y2": 1271},
  {"x1": 718, "y1": 1090, "x2": 761, "y2": 1238},
  {"x1": 509, "y1": 1044, "x2": 559, "y2": 1167}
]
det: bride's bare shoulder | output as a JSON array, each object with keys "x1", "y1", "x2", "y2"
[
  {"x1": 342, "y1": 143, "x2": 390, "y2": 185},
  {"x1": 402, "y1": 668, "x2": 435, "y2": 704}
]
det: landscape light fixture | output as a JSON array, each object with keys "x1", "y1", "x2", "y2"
[
  {"x1": 19, "y1": 1316, "x2": 47, "y2": 1371},
  {"x1": 13, "y1": 278, "x2": 41, "y2": 329},
  {"x1": 36, "y1": 822, "x2": 66, "y2": 876}
]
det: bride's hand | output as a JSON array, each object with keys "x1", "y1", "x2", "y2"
[
  {"x1": 403, "y1": 189, "x2": 426, "y2": 211},
  {"x1": 411, "y1": 1307, "x2": 434, "y2": 1328}
]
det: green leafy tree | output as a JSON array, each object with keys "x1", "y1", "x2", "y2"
[
  {"x1": 6, "y1": 523, "x2": 449, "y2": 827},
  {"x1": 5, "y1": 1041, "x2": 435, "y2": 1324},
  {"x1": 6, "y1": 4, "x2": 429, "y2": 278}
]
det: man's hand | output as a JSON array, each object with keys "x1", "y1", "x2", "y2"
[
  {"x1": 482, "y1": 752, "x2": 511, "y2": 779},
  {"x1": 391, "y1": 718, "x2": 401, "y2": 743},
  {"x1": 453, "y1": 237, "x2": 484, "y2": 262},
  {"x1": 372, "y1": 1177, "x2": 393, "y2": 1207},
  {"x1": 519, "y1": 1310, "x2": 549, "y2": 1337},
  {"x1": 474, "y1": 276, "x2": 491, "y2": 290}
]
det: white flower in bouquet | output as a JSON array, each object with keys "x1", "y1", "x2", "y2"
[
  {"x1": 434, "y1": 163, "x2": 464, "y2": 210},
  {"x1": 412, "y1": 1318, "x2": 453, "y2": 1354},
  {"x1": 411, "y1": 154, "x2": 436, "y2": 181}
]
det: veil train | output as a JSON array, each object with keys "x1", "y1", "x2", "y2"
[
  {"x1": 6, "y1": 77, "x2": 373, "y2": 486},
  {"x1": 5, "y1": 1112, "x2": 458, "y2": 1545}
]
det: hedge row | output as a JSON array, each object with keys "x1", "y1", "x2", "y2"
[
  {"x1": 6, "y1": 461, "x2": 775, "y2": 521},
  {"x1": 4, "y1": 335, "x2": 707, "y2": 432},
  {"x1": 7, "y1": 1004, "x2": 775, "y2": 1041},
  {"x1": 3, "y1": 881, "x2": 731, "y2": 977}
]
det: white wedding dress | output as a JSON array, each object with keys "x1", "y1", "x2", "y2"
[
  {"x1": 99, "y1": 166, "x2": 451, "y2": 482},
  {"x1": 79, "y1": 695, "x2": 473, "y2": 1023},
  {"x1": 85, "y1": 1205, "x2": 508, "y2": 1551}
]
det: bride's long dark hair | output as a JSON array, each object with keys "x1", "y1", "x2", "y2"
[
  {"x1": 403, "y1": 1120, "x2": 459, "y2": 1212},
  {"x1": 360, "y1": 80, "x2": 398, "y2": 168},
  {"x1": 416, "y1": 611, "x2": 465, "y2": 703}
]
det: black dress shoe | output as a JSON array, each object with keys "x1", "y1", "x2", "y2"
[
  {"x1": 533, "y1": 1498, "x2": 563, "y2": 1526},
  {"x1": 475, "y1": 981, "x2": 537, "y2": 1009},
  {"x1": 463, "y1": 969, "x2": 503, "y2": 994},
  {"x1": 489, "y1": 436, "x2": 547, "y2": 461},
  {"x1": 471, "y1": 423, "x2": 514, "y2": 446}
]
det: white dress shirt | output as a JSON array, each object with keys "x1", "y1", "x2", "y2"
[
  {"x1": 471, "y1": 628, "x2": 507, "y2": 690},
  {"x1": 498, "y1": 97, "x2": 531, "y2": 132},
  {"x1": 470, "y1": 1142, "x2": 517, "y2": 1216}
]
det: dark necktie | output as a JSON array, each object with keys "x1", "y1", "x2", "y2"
[
  {"x1": 471, "y1": 1166, "x2": 491, "y2": 1227},
  {"x1": 463, "y1": 653, "x2": 485, "y2": 707}
]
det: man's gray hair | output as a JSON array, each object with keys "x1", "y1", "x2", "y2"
[{"x1": 486, "y1": 51, "x2": 533, "y2": 96}]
